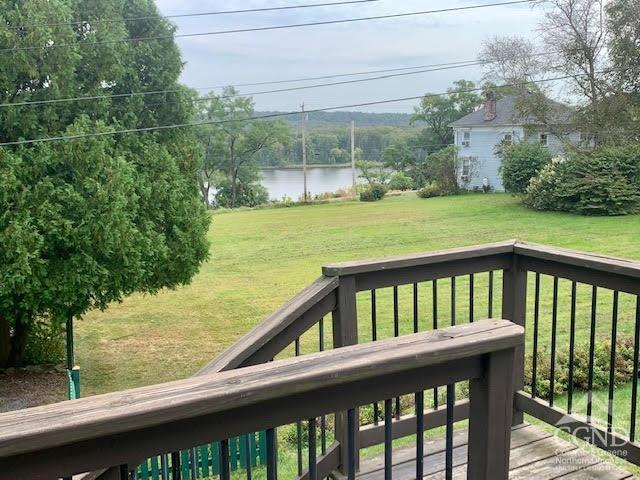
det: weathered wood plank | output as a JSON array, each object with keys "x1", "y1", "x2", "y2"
[
  {"x1": 322, "y1": 240, "x2": 516, "y2": 276},
  {"x1": 357, "y1": 424, "x2": 544, "y2": 478},
  {"x1": 359, "y1": 400, "x2": 470, "y2": 449},
  {"x1": 0, "y1": 320, "x2": 523, "y2": 480},
  {"x1": 514, "y1": 242, "x2": 640, "y2": 280},
  {"x1": 351, "y1": 254, "x2": 513, "y2": 292},
  {"x1": 468, "y1": 347, "x2": 515, "y2": 479},
  {"x1": 516, "y1": 391, "x2": 640, "y2": 466},
  {"x1": 197, "y1": 276, "x2": 339, "y2": 375}
]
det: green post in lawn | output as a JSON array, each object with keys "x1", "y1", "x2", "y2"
[{"x1": 66, "y1": 314, "x2": 80, "y2": 400}]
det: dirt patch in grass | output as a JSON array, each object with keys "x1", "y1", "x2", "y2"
[{"x1": 0, "y1": 370, "x2": 66, "y2": 413}]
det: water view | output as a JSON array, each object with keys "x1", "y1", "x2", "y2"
[{"x1": 260, "y1": 166, "x2": 366, "y2": 200}]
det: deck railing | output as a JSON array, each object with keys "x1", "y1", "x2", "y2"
[
  {"x1": 0, "y1": 320, "x2": 522, "y2": 480},
  {"x1": 1, "y1": 239, "x2": 639, "y2": 479}
]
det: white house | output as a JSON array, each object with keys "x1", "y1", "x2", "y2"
[{"x1": 449, "y1": 94, "x2": 580, "y2": 191}]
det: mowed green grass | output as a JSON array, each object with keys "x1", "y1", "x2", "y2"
[{"x1": 76, "y1": 193, "x2": 640, "y2": 397}]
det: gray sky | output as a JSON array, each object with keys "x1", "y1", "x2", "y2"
[{"x1": 155, "y1": 0, "x2": 543, "y2": 113}]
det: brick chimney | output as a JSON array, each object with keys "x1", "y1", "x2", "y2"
[{"x1": 483, "y1": 92, "x2": 497, "y2": 122}]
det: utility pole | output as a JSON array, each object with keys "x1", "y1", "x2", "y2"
[
  {"x1": 351, "y1": 120, "x2": 356, "y2": 196},
  {"x1": 301, "y1": 103, "x2": 308, "y2": 202}
]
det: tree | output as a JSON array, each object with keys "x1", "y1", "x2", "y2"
[
  {"x1": 607, "y1": 0, "x2": 640, "y2": 95},
  {"x1": 480, "y1": 0, "x2": 618, "y2": 146},
  {"x1": 412, "y1": 80, "x2": 483, "y2": 149},
  {"x1": 198, "y1": 88, "x2": 290, "y2": 208},
  {"x1": 0, "y1": 0, "x2": 210, "y2": 367},
  {"x1": 381, "y1": 142, "x2": 417, "y2": 172},
  {"x1": 498, "y1": 142, "x2": 553, "y2": 194}
]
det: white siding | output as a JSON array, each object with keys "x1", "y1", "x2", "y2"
[{"x1": 453, "y1": 126, "x2": 579, "y2": 192}]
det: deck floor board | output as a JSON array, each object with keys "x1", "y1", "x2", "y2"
[{"x1": 356, "y1": 424, "x2": 635, "y2": 480}]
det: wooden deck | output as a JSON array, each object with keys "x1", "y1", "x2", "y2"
[{"x1": 357, "y1": 424, "x2": 637, "y2": 480}]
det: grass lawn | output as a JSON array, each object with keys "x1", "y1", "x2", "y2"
[{"x1": 77, "y1": 192, "x2": 640, "y2": 395}]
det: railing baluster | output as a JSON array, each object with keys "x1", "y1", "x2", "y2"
[
  {"x1": 318, "y1": 319, "x2": 327, "y2": 455},
  {"x1": 295, "y1": 338, "x2": 303, "y2": 476},
  {"x1": 384, "y1": 399, "x2": 393, "y2": 480},
  {"x1": 446, "y1": 277, "x2": 457, "y2": 480},
  {"x1": 469, "y1": 273, "x2": 474, "y2": 323},
  {"x1": 631, "y1": 296, "x2": 640, "y2": 443},
  {"x1": 488, "y1": 270, "x2": 494, "y2": 318},
  {"x1": 531, "y1": 273, "x2": 540, "y2": 399},
  {"x1": 445, "y1": 384, "x2": 455, "y2": 480},
  {"x1": 347, "y1": 409, "x2": 356, "y2": 480},
  {"x1": 244, "y1": 434, "x2": 252, "y2": 480},
  {"x1": 160, "y1": 455, "x2": 168, "y2": 480},
  {"x1": 608, "y1": 291, "x2": 619, "y2": 437},
  {"x1": 189, "y1": 449, "x2": 197, "y2": 480},
  {"x1": 415, "y1": 391, "x2": 424, "y2": 480},
  {"x1": 266, "y1": 428, "x2": 277, "y2": 480},
  {"x1": 171, "y1": 452, "x2": 181, "y2": 480},
  {"x1": 549, "y1": 277, "x2": 558, "y2": 407},
  {"x1": 433, "y1": 279, "x2": 438, "y2": 409},
  {"x1": 451, "y1": 277, "x2": 456, "y2": 327},
  {"x1": 413, "y1": 283, "x2": 419, "y2": 333},
  {"x1": 119, "y1": 465, "x2": 129, "y2": 480},
  {"x1": 372, "y1": 290, "x2": 379, "y2": 425},
  {"x1": 568, "y1": 281, "x2": 577, "y2": 414},
  {"x1": 309, "y1": 418, "x2": 317, "y2": 480},
  {"x1": 587, "y1": 286, "x2": 598, "y2": 423},
  {"x1": 393, "y1": 286, "x2": 400, "y2": 419},
  {"x1": 220, "y1": 440, "x2": 231, "y2": 480}
]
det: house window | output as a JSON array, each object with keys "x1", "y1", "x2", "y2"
[
  {"x1": 461, "y1": 131, "x2": 470, "y2": 147},
  {"x1": 502, "y1": 133, "x2": 513, "y2": 145},
  {"x1": 539, "y1": 133, "x2": 548, "y2": 146},
  {"x1": 461, "y1": 157, "x2": 472, "y2": 180}
]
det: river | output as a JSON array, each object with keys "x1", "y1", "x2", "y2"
[{"x1": 260, "y1": 166, "x2": 366, "y2": 200}]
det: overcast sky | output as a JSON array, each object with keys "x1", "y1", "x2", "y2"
[{"x1": 154, "y1": 0, "x2": 544, "y2": 113}]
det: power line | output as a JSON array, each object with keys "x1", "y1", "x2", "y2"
[
  {"x1": 3, "y1": 1, "x2": 380, "y2": 31},
  {"x1": 0, "y1": 0, "x2": 536, "y2": 54},
  {"x1": 1, "y1": 70, "x2": 628, "y2": 147},
  {"x1": 0, "y1": 60, "x2": 484, "y2": 109}
]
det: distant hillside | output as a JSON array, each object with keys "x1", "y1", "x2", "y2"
[{"x1": 258, "y1": 110, "x2": 422, "y2": 128}]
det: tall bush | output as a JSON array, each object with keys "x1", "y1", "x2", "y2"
[
  {"x1": 498, "y1": 142, "x2": 553, "y2": 194},
  {"x1": 524, "y1": 146, "x2": 640, "y2": 215}
]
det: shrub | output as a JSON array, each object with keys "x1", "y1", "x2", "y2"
[
  {"x1": 22, "y1": 319, "x2": 65, "y2": 366},
  {"x1": 524, "y1": 334, "x2": 635, "y2": 400},
  {"x1": 215, "y1": 181, "x2": 269, "y2": 208},
  {"x1": 498, "y1": 142, "x2": 553, "y2": 194},
  {"x1": 524, "y1": 146, "x2": 640, "y2": 215},
  {"x1": 388, "y1": 172, "x2": 414, "y2": 191},
  {"x1": 360, "y1": 183, "x2": 387, "y2": 202},
  {"x1": 427, "y1": 146, "x2": 459, "y2": 194},
  {"x1": 417, "y1": 182, "x2": 445, "y2": 198}
]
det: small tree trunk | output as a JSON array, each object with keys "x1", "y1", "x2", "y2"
[
  {"x1": 231, "y1": 170, "x2": 238, "y2": 208},
  {"x1": 8, "y1": 315, "x2": 30, "y2": 367},
  {"x1": 0, "y1": 314, "x2": 10, "y2": 368}
]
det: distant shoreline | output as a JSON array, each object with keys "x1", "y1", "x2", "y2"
[{"x1": 261, "y1": 163, "x2": 380, "y2": 170}]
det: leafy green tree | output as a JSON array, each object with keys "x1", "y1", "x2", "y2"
[
  {"x1": 498, "y1": 142, "x2": 553, "y2": 194},
  {"x1": 198, "y1": 88, "x2": 290, "y2": 208},
  {"x1": 412, "y1": 80, "x2": 483, "y2": 148},
  {"x1": 0, "y1": 0, "x2": 210, "y2": 366},
  {"x1": 381, "y1": 142, "x2": 417, "y2": 172}
]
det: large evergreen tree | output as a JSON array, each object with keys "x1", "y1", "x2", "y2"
[{"x1": 0, "y1": 0, "x2": 210, "y2": 366}]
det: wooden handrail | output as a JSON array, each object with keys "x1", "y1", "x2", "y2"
[
  {"x1": 322, "y1": 240, "x2": 517, "y2": 276},
  {"x1": 0, "y1": 319, "x2": 523, "y2": 480},
  {"x1": 198, "y1": 275, "x2": 338, "y2": 375}
]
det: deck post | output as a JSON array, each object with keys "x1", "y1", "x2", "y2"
[
  {"x1": 501, "y1": 254, "x2": 527, "y2": 425},
  {"x1": 467, "y1": 347, "x2": 516, "y2": 480},
  {"x1": 332, "y1": 274, "x2": 359, "y2": 476}
]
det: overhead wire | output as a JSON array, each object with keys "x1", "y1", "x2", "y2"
[{"x1": 1, "y1": 68, "x2": 634, "y2": 147}]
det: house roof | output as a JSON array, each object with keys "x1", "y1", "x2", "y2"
[{"x1": 449, "y1": 94, "x2": 574, "y2": 128}]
